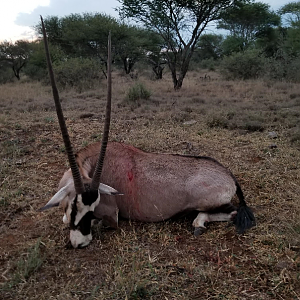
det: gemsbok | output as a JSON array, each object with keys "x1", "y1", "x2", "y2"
[{"x1": 40, "y1": 17, "x2": 255, "y2": 248}]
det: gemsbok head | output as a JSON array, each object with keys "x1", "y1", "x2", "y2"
[{"x1": 39, "y1": 16, "x2": 120, "y2": 248}]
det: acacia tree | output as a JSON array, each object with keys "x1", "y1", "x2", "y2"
[
  {"x1": 118, "y1": 0, "x2": 240, "y2": 89},
  {"x1": 278, "y1": 2, "x2": 300, "y2": 58},
  {"x1": 35, "y1": 13, "x2": 153, "y2": 76},
  {"x1": 114, "y1": 24, "x2": 157, "y2": 74},
  {"x1": 0, "y1": 40, "x2": 31, "y2": 80},
  {"x1": 146, "y1": 43, "x2": 167, "y2": 80},
  {"x1": 218, "y1": 1, "x2": 280, "y2": 51},
  {"x1": 196, "y1": 34, "x2": 224, "y2": 60},
  {"x1": 279, "y1": 1, "x2": 300, "y2": 28}
]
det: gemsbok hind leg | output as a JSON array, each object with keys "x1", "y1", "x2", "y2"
[{"x1": 193, "y1": 207, "x2": 237, "y2": 236}]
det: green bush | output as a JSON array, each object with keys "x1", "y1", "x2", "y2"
[
  {"x1": 0, "y1": 65, "x2": 15, "y2": 84},
  {"x1": 125, "y1": 82, "x2": 151, "y2": 102},
  {"x1": 207, "y1": 112, "x2": 265, "y2": 132},
  {"x1": 53, "y1": 57, "x2": 102, "y2": 92},
  {"x1": 206, "y1": 114, "x2": 229, "y2": 129},
  {"x1": 265, "y1": 56, "x2": 300, "y2": 82},
  {"x1": 220, "y1": 49, "x2": 265, "y2": 80},
  {"x1": 24, "y1": 64, "x2": 47, "y2": 81},
  {"x1": 199, "y1": 58, "x2": 219, "y2": 71}
]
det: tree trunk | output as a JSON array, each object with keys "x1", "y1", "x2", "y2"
[
  {"x1": 169, "y1": 64, "x2": 178, "y2": 89},
  {"x1": 175, "y1": 58, "x2": 190, "y2": 89},
  {"x1": 12, "y1": 66, "x2": 20, "y2": 80},
  {"x1": 157, "y1": 66, "x2": 163, "y2": 79},
  {"x1": 123, "y1": 58, "x2": 130, "y2": 74},
  {"x1": 166, "y1": 45, "x2": 195, "y2": 90},
  {"x1": 174, "y1": 76, "x2": 183, "y2": 90},
  {"x1": 152, "y1": 65, "x2": 164, "y2": 79},
  {"x1": 123, "y1": 58, "x2": 135, "y2": 75}
]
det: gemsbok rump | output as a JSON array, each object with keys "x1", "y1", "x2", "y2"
[{"x1": 40, "y1": 17, "x2": 255, "y2": 248}]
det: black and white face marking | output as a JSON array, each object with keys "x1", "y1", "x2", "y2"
[{"x1": 68, "y1": 189, "x2": 100, "y2": 248}]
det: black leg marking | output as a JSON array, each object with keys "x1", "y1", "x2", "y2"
[{"x1": 207, "y1": 203, "x2": 237, "y2": 215}]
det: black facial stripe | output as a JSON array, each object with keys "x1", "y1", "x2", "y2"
[
  {"x1": 73, "y1": 211, "x2": 94, "y2": 236},
  {"x1": 69, "y1": 186, "x2": 99, "y2": 235},
  {"x1": 82, "y1": 184, "x2": 99, "y2": 206},
  {"x1": 70, "y1": 194, "x2": 93, "y2": 235},
  {"x1": 70, "y1": 196, "x2": 78, "y2": 229}
]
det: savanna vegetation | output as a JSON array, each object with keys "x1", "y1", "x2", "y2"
[{"x1": 1, "y1": 0, "x2": 300, "y2": 299}]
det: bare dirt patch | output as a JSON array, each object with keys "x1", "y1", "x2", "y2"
[{"x1": 1, "y1": 73, "x2": 300, "y2": 299}]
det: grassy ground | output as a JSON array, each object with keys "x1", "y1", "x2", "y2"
[{"x1": 0, "y1": 71, "x2": 300, "y2": 299}]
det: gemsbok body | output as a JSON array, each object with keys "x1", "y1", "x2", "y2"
[
  {"x1": 42, "y1": 141, "x2": 255, "y2": 247},
  {"x1": 40, "y1": 16, "x2": 255, "y2": 248}
]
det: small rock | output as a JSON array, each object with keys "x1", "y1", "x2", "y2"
[
  {"x1": 276, "y1": 260, "x2": 293, "y2": 270},
  {"x1": 183, "y1": 120, "x2": 197, "y2": 126},
  {"x1": 268, "y1": 131, "x2": 278, "y2": 139},
  {"x1": 269, "y1": 144, "x2": 277, "y2": 149}
]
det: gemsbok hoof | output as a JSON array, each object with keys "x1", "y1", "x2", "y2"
[{"x1": 194, "y1": 226, "x2": 207, "y2": 236}]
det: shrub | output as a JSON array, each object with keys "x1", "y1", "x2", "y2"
[
  {"x1": 207, "y1": 112, "x2": 265, "y2": 132},
  {"x1": 125, "y1": 82, "x2": 151, "y2": 102},
  {"x1": 53, "y1": 57, "x2": 102, "y2": 92},
  {"x1": 206, "y1": 114, "x2": 229, "y2": 129},
  {"x1": 0, "y1": 65, "x2": 15, "y2": 84},
  {"x1": 290, "y1": 126, "x2": 300, "y2": 146},
  {"x1": 220, "y1": 49, "x2": 265, "y2": 80},
  {"x1": 199, "y1": 58, "x2": 219, "y2": 71},
  {"x1": 264, "y1": 56, "x2": 300, "y2": 82}
]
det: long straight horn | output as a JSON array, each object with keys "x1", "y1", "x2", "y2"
[
  {"x1": 40, "y1": 16, "x2": 85, "y2": 195},
  {"x1": 91, "y1": 31, "x2": 112, "y2": 190}
]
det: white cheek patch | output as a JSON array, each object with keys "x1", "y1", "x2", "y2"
[
  {"x1": 63, "y1": 214, "x2": 68, "y2": 224},
  {"x1": 74, "y1": 193, "x2": 101, "y2": 226},
  {"x1": 63, "y1": 201, "x2": 73, "y2": 224},
  {"x1": 70, "y1": 229, "x2": 92, "y2": 248}
]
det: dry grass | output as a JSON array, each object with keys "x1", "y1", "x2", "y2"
[{"x1": 0, "y1": 71, "x2": 300, "y2": 299}]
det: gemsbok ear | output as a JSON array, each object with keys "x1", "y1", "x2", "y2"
[
  {"x1": 39, "y1": 184, "x2": 72, "y2": 211},
  {"x1": 99, "y1": 183, "x2": 123, "y2": 195}
]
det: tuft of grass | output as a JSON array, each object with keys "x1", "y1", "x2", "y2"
[
  {"x1": 129, "y1": 284, "x2": 150, "y2": 300},
  {"x1": 242, "y1": 120, "x2": 265, "y2": 132},
  {"x1": 125, "y1": 83, "x2": 151, "y2": 103},
  {"x1": 44, "y1": 116, "x2": 54, "y2": 123},
  {"x1": 16, "y1": 240, "x2": 44, "y2": 280},
  {"x1": 290, "y1": 127, "x2": 300, "y2": 146},
  {"x1": 3, "y1": 239, "x2": 44, "y2": 290},
  {"x1": 206, "y1": 112, "x2": 265, "y2": 132},
  {"x1": 2, "y1": 139, "x2": 22, "y2": 157},
  {"x1": 59, "y1": 145, "x2": 66, "y2": 153},
  {"x1": 289, "y1": 93, "x2": 300, "y2": 99},
  {"x1": 206, "y1": 113, "x2": 229, "y2": 129},
  {"x1": 0, "y1": 197, "x2": 9, "y2": 207},
  {"x1": 82, "y1": 140, "x2": 89, "y2": 147}
]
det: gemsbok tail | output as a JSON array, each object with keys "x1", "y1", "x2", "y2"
[{"x1": 233, "y1": 180, "x2": 256, "y2": 234}]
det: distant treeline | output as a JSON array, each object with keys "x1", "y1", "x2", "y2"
[{"x1": 1, "y1": 1, "x2": 300, "y2": 89}]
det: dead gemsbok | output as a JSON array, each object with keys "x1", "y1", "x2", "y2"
[{"x1": 40, "y1": 17, "x2": 255, "y2": 248}]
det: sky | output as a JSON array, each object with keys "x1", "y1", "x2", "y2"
[{"x1": 0, "y1": 0, "x2": 294, "y2": 42}]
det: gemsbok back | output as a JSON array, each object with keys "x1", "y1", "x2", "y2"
[{"x1": 40, "y1": 17, "x2": 255, "y2": 248}]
